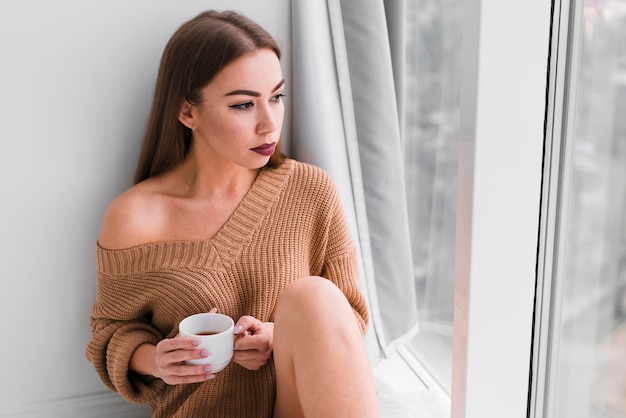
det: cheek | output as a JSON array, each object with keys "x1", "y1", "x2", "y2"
[
  {"x1": 204, "y1": 111, "x2": 235, "y2": 135},
  {"x1": 274, "y1": 107, "x2": 285, "y2": 125},
  {"x1": 202, "y1": 110, "x2": 256, "y2": 145}
]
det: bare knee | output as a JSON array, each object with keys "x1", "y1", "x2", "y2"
[
  {"x1": 274, "y1": 275, "x2": 362, "y2": 352},
  {"x1": 275, "y1": 276, "x2": 349, "y2": 324}
]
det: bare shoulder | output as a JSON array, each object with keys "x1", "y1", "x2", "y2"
[{"x1": 98, "y1": 180, "x2": 164, "y2": 250}]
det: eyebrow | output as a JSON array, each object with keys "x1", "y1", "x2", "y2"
[{"x1": 224, "y1": 79, "x2": 285, "y2": 97}]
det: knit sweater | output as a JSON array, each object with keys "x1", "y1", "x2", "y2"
[{"x1": 85, "y1": 158, "x2": 369, "y2": 418}]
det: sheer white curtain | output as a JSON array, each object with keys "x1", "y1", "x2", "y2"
[{"x1": 291, "y1": 0, "x2": 418, "y2": 364}]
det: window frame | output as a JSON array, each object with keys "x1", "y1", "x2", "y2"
[{"x1": 529, "y1": 1, "x2": 583, "y2": 416}]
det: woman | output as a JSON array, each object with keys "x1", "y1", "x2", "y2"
[{"x1": 86, "y1": 9, "x2": 380, "y2": 418}]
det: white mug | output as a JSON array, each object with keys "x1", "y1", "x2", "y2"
[{"x1": 178, "y1": 312, "x2": 235, "y2": 372}]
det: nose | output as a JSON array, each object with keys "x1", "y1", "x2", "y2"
[{"x1": 256, "y1": 103, "x2": 282, "y2": 134}]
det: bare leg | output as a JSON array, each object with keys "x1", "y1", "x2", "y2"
[{"x1": 273, "y1": 276, "x2": 380, "y2": 418}]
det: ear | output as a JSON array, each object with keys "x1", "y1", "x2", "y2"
[{"x1": 178, "y1": 100, "x2": 195, "y2": 129}]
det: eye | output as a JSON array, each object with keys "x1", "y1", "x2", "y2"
[
  {"x1": 229, "y1": 102, "x2": 254, "y2": 110},
  {"x1": 271, "y1": 93, "x2": 285, "y2": 103}
]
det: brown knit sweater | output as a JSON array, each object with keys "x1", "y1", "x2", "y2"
[{"x1": 85, "y1": 158, "x2": 369, "y2": 418}]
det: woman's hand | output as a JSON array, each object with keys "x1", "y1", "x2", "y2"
[
  {"x1": 152, "y1": 336, "x2": 215, "y2": 384},
  {"x1": 233, "y1": 316, "x2": 274, "y2": 370},
  {"x1": 131, "y1": 308, "x2": 219, "y2": 384}
]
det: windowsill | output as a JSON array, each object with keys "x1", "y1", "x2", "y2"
[
  {"x1": 407, "y1": 329, "x2": 453, "y2": 396},
  {"x1": 374, "y1": 344, "x2": 451, "y2": 418}
]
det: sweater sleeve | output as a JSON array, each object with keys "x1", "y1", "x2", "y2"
[
  {"x1": 85, "y1": 270, "x2": 166, "y2": 404},
  {"x1": 319, "y1": 182, "x2": 370, "y2": 335}
]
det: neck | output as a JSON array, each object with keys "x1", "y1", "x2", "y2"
[{"x1": 174, "y1": 152, "x2": 260, "y2": 201}]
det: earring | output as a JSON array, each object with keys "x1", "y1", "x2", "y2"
[{"x1": 192, "y1": 124, "x2": 196, "y2": 132}]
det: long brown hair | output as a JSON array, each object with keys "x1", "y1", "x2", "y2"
[{"x1": 134, "y1": 10, "x2": 284, "y2": 184}]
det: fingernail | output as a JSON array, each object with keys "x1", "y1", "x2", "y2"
[
  {"x1": 191, "y1": 339, "x2": 200, "y2": 346},
  {"x1": 205, "y1": 374, "x2": 216, "y2": 380},
  {"x1": 233, "y1": 325, "x2": 243, "y2": 334},
  {"x1": 200, "y1": 350, "x2": 209, "y2": 357},
  {"x1": 203, "y1": 365, "x2": 212, "y2": 372}
]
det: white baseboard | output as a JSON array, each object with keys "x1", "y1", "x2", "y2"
[{"x1": 0, "y1": 392, "x2": 150, "y2": 418}]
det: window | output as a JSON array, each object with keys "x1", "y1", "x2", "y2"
[
  {"x1": 403, "y1": 0, "x2": 462, "y2": 396},
  {"x1": 534, "y1": 1, "x2": 626, "y2": 417},
  {"x1": 402, "y1": 2, "x2": 549, "y2": 415}
]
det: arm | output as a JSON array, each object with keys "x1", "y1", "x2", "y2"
[
  {"x1": 86, "y1": 189, "x2": 214, "y2": 401},
  {"x1": 85, "y1": 314, "x2": 166, "y2": 402},
  {"x1": 86, "y1": 294, "x2": 219, "y2": 401},
  {"x1": 319, "y1": 183, "x2": 370, "y2": 334}
]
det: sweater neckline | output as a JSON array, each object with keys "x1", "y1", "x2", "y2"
[
  {"x1": 210, "y1": 158, "x2": 293, "y2": 266},
  {"x1": 96, "y1": 159, "x2": 293, "y2": 274}
]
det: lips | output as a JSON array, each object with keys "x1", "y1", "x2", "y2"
[{"x1": 251, "y1": 142, "x2": 276, "y2": 156}]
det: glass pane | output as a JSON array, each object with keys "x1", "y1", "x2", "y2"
[
  {"x1": 552, "y1": 2, "x2": 626, "y2": 417},
  {"x1": 403, "y1": 0, "x2": 461, "y2": 395}
]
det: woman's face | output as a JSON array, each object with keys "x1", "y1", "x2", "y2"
[{"x1": 190, "y1": 48, "x2": 285, "y2": 170}]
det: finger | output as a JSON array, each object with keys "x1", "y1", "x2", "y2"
[
  {"x1": 232, "y1": 353, "x2": 267, "y2": 371},
  {"x1": 234, "y1": 333, "x2": 257, "y2": 350},
  {"x1": 163, "y1": 347, "x2": 212, "y2": 365},
  {"x1": 164, "y1": 373, "x2": 216, "y2": 385},
  {"x1": 234, "y1": 342, "x2": 272, "y2": 360},
  {"x1": 234, "y1": 328, "x2": 271, "y2": 351},
  {"x1": 232, "y1": 348, "x2": 257, "y2": 362},
  {"x1": 161, "y1": 365, "x2": 216, "y2": 385},
  {"x1": 233, "y1": 315, "x2": 259, "y2": 335},
  {"x1": 157, "y1": 336, "x2": 201, "y2": 353},
  {"x1": 209, "y1": 307, "x2": 218, "y2": 313},
  {"x1": 156, "y1": 342, "x2": 211, "y2": 370}
]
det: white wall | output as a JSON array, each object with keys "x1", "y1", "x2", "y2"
[{"x1": 0, "y1": 1, "x2": 290, "y2": 416}]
